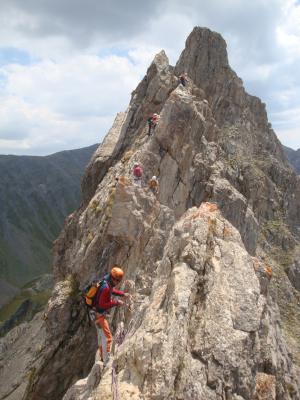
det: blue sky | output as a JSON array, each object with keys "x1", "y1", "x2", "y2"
[
  {"x1": 0, "y1": 0, "x2": 299, "y2": 155},
  {"x1": 0, "y1": 48, "x2": 35, "y2": 66}
]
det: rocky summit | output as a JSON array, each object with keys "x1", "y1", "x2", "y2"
[{"x1": 1, "y1": 27, "x2": 300, "y2": 400}]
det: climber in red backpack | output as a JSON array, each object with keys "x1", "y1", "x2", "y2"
[
  {"x1": 93, "y1": 266, "x2": 130, "y2": 366},
  {"x1": 132, "y1": 162, "x2": 143, "y2": 187}
]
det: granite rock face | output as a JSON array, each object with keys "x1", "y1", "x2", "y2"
[
  {"x1": 64, "y1": 203, "x2": 298, "y2": 400},
  {"x1": 1, "y1": 27, "x2": 300, "y2": 400}
]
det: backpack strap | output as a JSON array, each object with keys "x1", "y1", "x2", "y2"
[{"x1": 93, "y1": 279, "x2": 109, "y2": 312}]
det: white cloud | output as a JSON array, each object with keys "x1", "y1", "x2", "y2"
[
  {"x1": 0, "y1": 0, "x2": 299, "y2": 153},
  {"x1": 271, "y1": 106, "x2": 300, "y2": 127},
  {"x1": 0, "y1": 54, "x2": 145, "y2": 154},
  {"x1": 277, "y1": 0, "x2": 300, "y2": 61},
  {"x1": 276, "y1": 126, "x2": 300, "y2": 150},
  {"x1": 270, "y1": 104, "x2": 300, "y2": 149}
]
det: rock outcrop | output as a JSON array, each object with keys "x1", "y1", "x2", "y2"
[{"x1": 1, "y1": 27, "x2": 300, "y2": 400}]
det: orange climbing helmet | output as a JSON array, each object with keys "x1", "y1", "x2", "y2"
[{"x1": 110, "y1": 266, "x2": 124, "y2": 281}]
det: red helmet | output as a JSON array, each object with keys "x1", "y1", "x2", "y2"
[{"x1": 110, "y1": 266, "x2": 124, "y2": 281}]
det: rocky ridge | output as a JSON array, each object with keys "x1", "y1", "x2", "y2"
[{"x1": 1, "y1": 27, "x2": 300, "y2": 400}]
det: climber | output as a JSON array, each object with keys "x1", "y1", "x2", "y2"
[
  {"x1": 147, "y1": 113, "x2": 160, "y2": 136},
  {"x1": 151, "y1": 113, "x2": 160, "y2": 130},
  {"x1": 93, "y1": 266, "x2": 129, "y2": 366},
  {"x1": 132, "y1": 162, "x2": 143, "y2": 187},
  {"x1": 148, "y1": 175, "x2": 159, "y2": 195},
  {"x1": 179, "y1": 72, "x2": 188, "y2": 87},
  {"x1": 147, "y1": 116, "x2": 153, "y2": 135}
]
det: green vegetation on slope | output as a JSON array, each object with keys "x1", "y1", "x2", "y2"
[{"x1": 0, "y1": 144, "x2": 98, "y2": 291}]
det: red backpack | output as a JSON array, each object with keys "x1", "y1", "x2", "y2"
[{"x1": 133, "y1": 166, "x2": 142, "y2": 177}]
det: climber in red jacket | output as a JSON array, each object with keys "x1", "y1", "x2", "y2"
[
  {"x1": 94, "y1": 266, "x2": 130, "y2": 365},
  {"x1": 147, "y1": 113, "x2": 160, "y2": 135},
  {"x1": 132, "y1": 162, "x2": 143, "y2": 187}
]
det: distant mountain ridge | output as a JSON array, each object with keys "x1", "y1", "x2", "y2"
[
  {"x1": 0, "y1": 144, "x2": 98, "y2": 291},
  {"x1": 284, "y1": 145, "x2": 300, "y2": 174}
]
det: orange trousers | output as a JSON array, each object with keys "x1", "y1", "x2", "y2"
[{"x1": 95, "y1": 314, "x2": 112, "y2": 360}]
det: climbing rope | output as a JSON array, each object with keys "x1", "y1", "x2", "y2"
[
  {"x1": 111, "y1": 364, "x2": 119, "y2": 400},
  {"x1": 111, "y1": 295, "x2": 135, "y2": 400}
]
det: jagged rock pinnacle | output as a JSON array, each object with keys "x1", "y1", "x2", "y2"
[
  {"x1": 150, "y1": 49, "x2": 169, "y2": 71},
  {"x1": 175, "y1": 27, "x2": 230, "y2": 90}
]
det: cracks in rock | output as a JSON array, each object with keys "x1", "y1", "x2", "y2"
[
  {"x1": 184, "y1": 259, "x2": 201, "y2": 274},
  {"x1": 157, "y1": 141, "x2": 188, "y2": 209},
  {"x1": 96, "y1": 240, "x2": 119, "y2": 272},
  {"x1": 145, "y1": 202, "x2": 162, "y2": 243},
  {"x1": 156, "y1": 136, "x2": 178, "y2": 168},
  {"x1": 203, "y1": 351, "x2": 246, "y2": 400},
  {"x1": 1, "y1": 380, "x2": 25, "y2": 400},
  {"x1": 142, "y1": 332, "x2": 155, "y2": 399},
  {"x1": 168, "y1": 255, "x2": 175, "y2": 272},
  {"x1": 171, "y1": 176, "x2": 186, "y2": 207},
  {"x1": 185, "y1": 177, "x2": 208, "y2": 211},
  {"x1": 191, "y1": 349, "x2": 208, "y2": 365},
  {"x1": 172, "y1": 355, "x2": 186, "y2": 397},
  {"x1": 203, "y1": 228, "x2": 217, "y2": 289},
  {"x1": 185, "y1": 231, "x2": 218, "y2": 377},
  {"x1": 156, "y1": 138, "x2": 167, "y2": 160},
  {"x1": 186, "y1": 147, "x2": 222, "y2": 211},
  {"x1": 158, "y1": 256, "x2": 174, "y2": 312}
]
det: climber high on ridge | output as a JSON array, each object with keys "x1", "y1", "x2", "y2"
[{"x1": 147, "y1": 113, "x2": 160, "y2": 135}]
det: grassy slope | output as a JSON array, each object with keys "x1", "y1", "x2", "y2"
[{"x1": 0, "y1": 144, "x2": 98, "y2": 288}]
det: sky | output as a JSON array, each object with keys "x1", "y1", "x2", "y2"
[{"x1": 0, "y1": 0, "x2": 299, "y2": 155}]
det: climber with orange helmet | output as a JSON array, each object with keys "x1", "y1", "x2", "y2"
[{"x1": 94, "y1": 266, "x2": 129, "y2": 366}]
